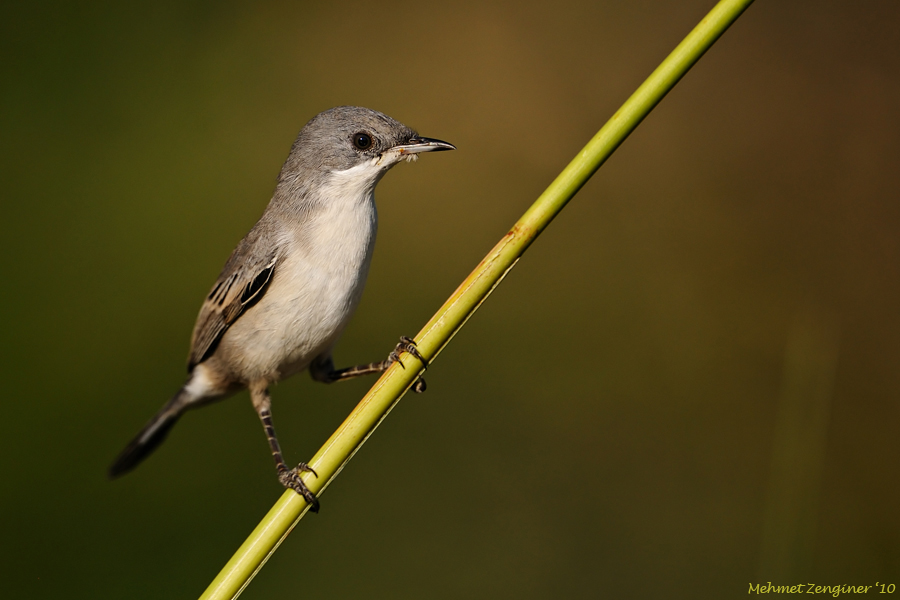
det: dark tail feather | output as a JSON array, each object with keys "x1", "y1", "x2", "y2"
[{"x1": 108, "y1": 392, "x2": 187, "y2": 479}]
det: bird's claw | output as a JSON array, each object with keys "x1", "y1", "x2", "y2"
[
  {"x1": 294, "y1": 461, "x2": 318, "y2": 478},
  {"x1": 391, "y1": 336, "x2": 428, "y2": 393},
  {"x1": 279, "y1": 465, "x2": 320, "y2": 512},
  {"x1": 396, "y1": 336, "x2": 429, "y2": 367}
]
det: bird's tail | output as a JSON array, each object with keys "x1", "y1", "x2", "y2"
[{"x1": 108, "y1": 389, "x2": 190, "y2": 479}]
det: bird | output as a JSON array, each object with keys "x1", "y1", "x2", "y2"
[{"x1": 109, "y1": 106, "x2": 455, "y2": 511}]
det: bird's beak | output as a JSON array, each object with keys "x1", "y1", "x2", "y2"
[{"x1": 393, "y1": 137, "x2": 456, "y2": 155}]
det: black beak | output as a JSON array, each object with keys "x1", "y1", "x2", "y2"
[{"x1": 393, "y1": 137, "x2": 456, "y2": 155}]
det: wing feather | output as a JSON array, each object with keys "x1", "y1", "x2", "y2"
[{"x1": 188, "y1": 253, "x2": 278, "y2": 370}]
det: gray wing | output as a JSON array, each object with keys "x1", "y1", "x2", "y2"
[{"x1": 188, "y1": 246, "x2": 278, "y2": 370}]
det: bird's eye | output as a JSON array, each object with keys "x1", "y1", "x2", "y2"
[{"x1": 353, "y1": 132, "x2": 373, "y2": 150}]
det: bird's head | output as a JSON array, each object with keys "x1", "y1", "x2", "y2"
[{"x1": 278, "y1": 106, "x2": 454, "y2": 191}]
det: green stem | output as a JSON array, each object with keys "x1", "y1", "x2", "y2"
[{"x1": 199, "y1": 0, "x2": 755, "y2": 597}]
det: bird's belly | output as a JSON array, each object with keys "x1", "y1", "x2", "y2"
[
  {"x1": 270, "y1": 254, "x2": 369, "y2": 376},
  {"x1": 217, "y1": 201, "x2": 377, "y2": 383}
]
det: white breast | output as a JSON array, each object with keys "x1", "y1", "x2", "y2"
[{"x1": 225, "y1": 159, "x2": 385, "y2": 381}]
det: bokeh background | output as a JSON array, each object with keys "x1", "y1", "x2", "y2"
[{"x1": 2, "y1": 1, "x2": 899, "y2": 597}]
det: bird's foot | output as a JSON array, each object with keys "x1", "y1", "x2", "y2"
[
  {"x1": 389, "y1": 336, "x2": 428, "y2": 393},
  {"x1": 278, "y1": 463, "x2": 320, "y2": 512},
  {"x1": 388, "y1": 336, "x2": 428, "y2": 368}
]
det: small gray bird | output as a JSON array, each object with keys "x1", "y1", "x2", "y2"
[{"x1": 109, "y1": 106, "x2": 454, "y2": 511}]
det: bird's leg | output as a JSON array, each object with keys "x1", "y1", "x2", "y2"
[
  {"x1": 250, "y1": 383, "x2": 320, "y2": 512},
  {"x1": 311, "y1": 336, "x2": 428, "y2": 393}
]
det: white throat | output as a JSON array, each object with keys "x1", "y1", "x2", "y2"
[{"x1": 322, "y1": 158, "x2": 386, "y2": 204}]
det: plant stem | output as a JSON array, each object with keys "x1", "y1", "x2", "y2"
[{"x1": 199, "y1": 0, "x2": 755, "y2": 597}]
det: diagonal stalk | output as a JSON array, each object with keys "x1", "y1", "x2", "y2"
[{"x1": 199, "y1": 0, "x2": 755, "y2": 597}]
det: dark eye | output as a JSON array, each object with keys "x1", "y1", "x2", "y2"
[{"x1": 352, "y1": 132, "x2": 372, "y2": 150}]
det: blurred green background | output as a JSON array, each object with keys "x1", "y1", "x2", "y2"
[{"x1": 2, "y1": 1, "x2": 899, "y2": 597}]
